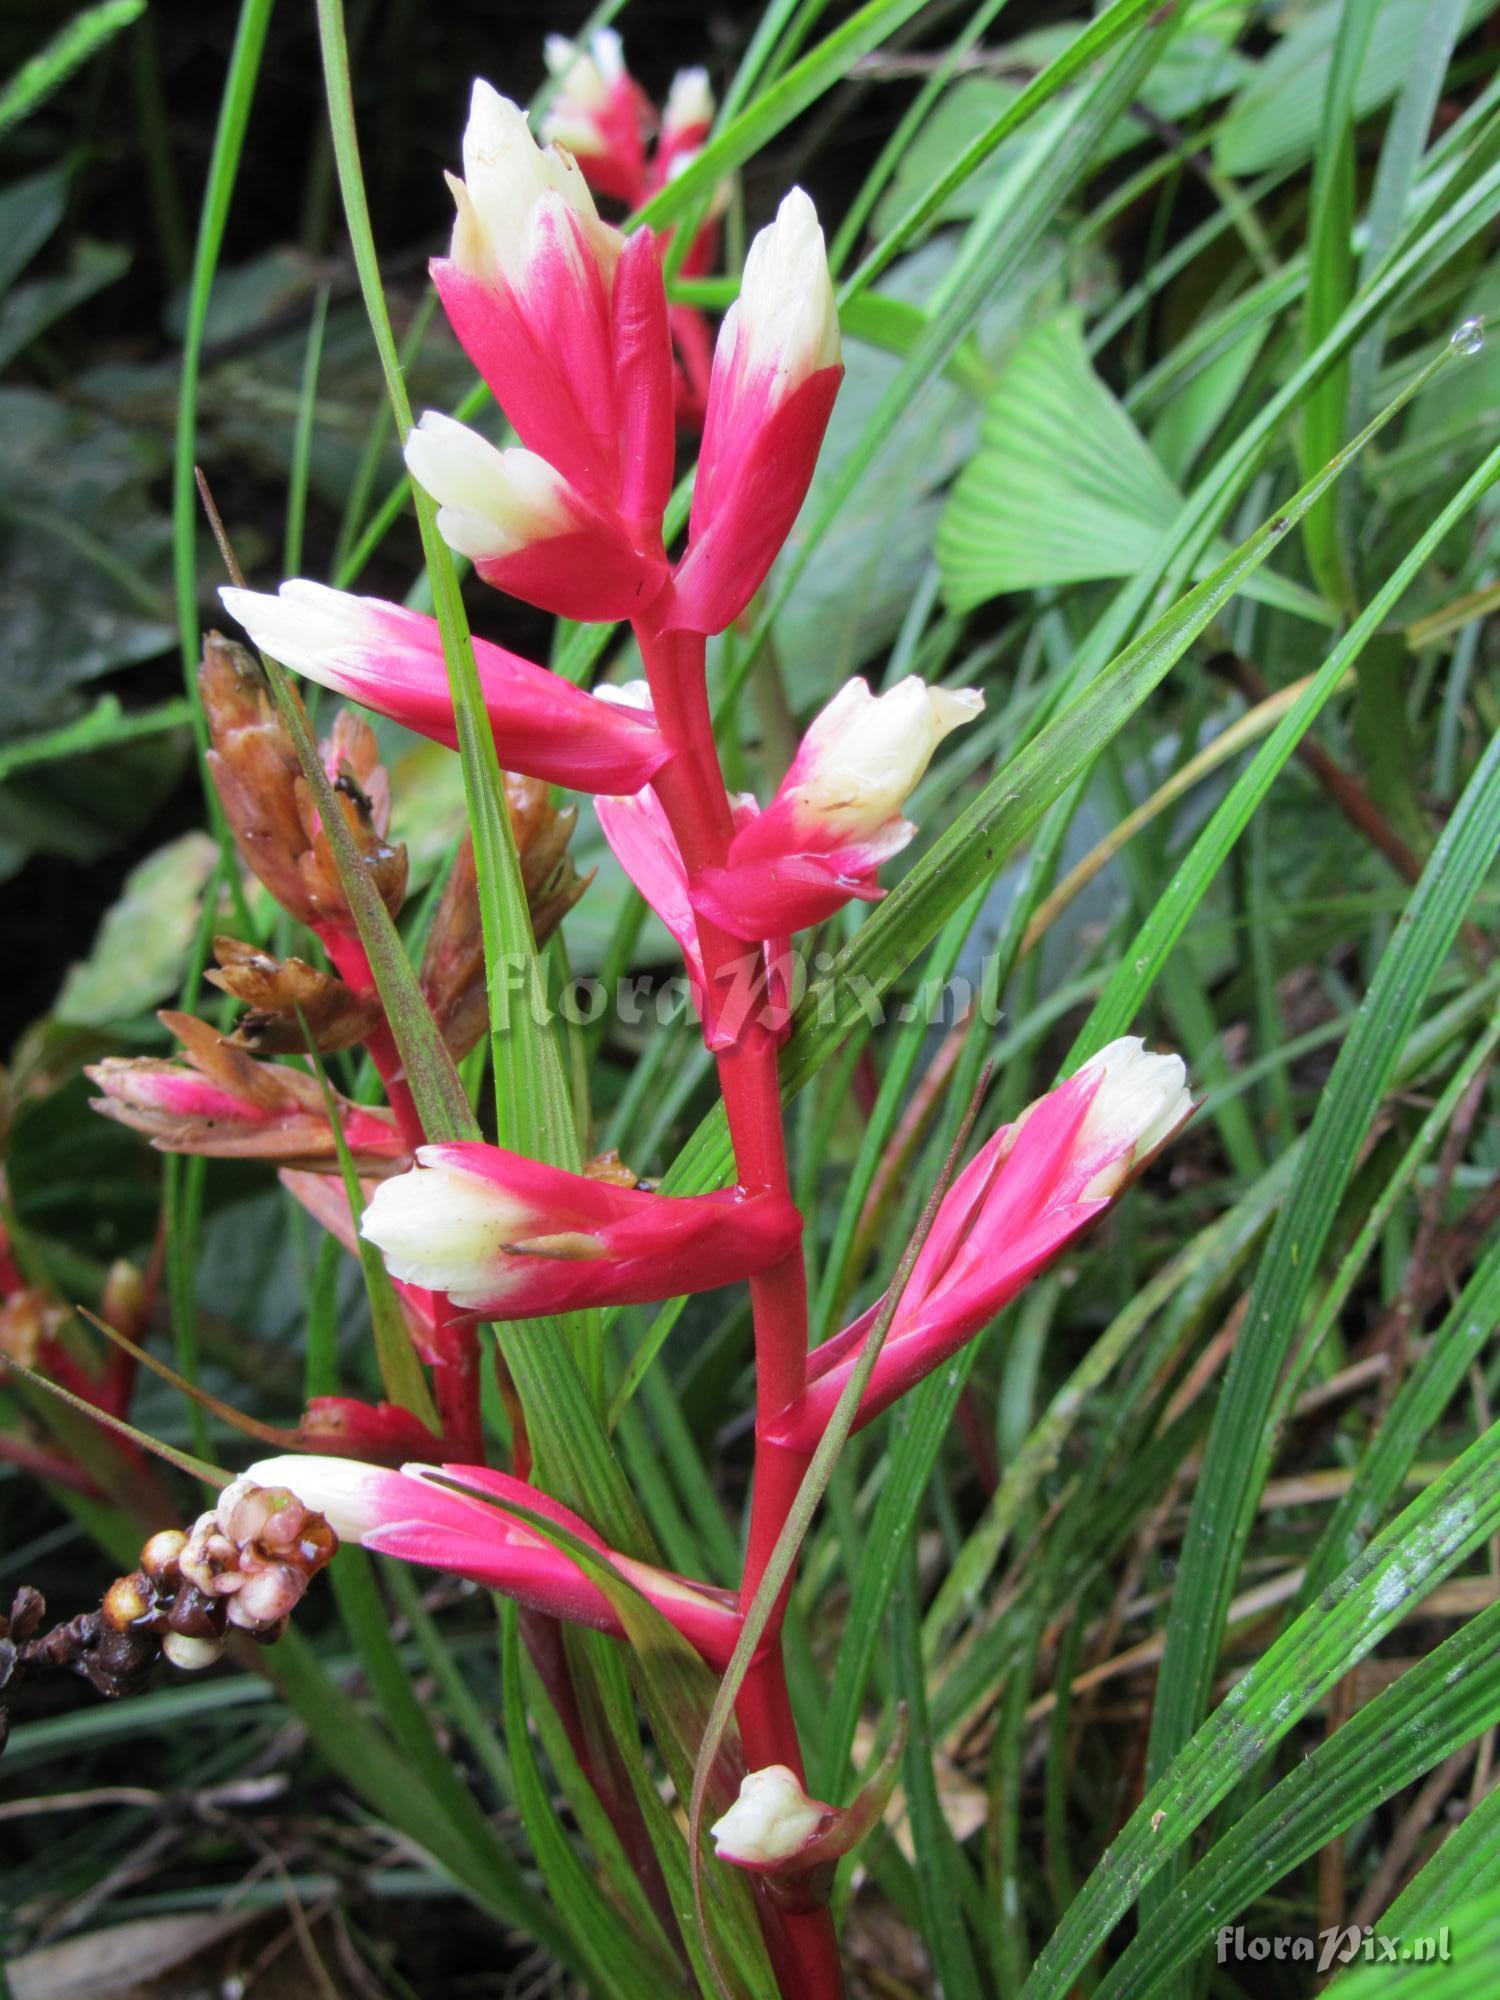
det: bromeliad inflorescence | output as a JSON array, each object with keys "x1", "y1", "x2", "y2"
[{"x1": 58, "y1": 50, "x2": 1192, "y2": 2000}]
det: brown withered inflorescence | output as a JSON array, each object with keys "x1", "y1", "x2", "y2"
[
  {"x1": 0, "y1": 1482, "x2": 337, "y2": 1743},
  {"x1": 207, "y1": 938, "x2": 385, "y2": 1055},
  {"x1": 199, "y1": 635, "x2": 407, "y2": 933},
  {"x1": 420, "y1": 774, "x2": 591, "y2": 1059}
]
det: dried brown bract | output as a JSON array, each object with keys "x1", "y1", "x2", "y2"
[
  {"x1": 420, "y1": 775, "x2": 591, "y2": 1059},
  {"x1": 207, "y1": 936, "x2": 384, "y2": 1055},
  {"x1": 0, "y1": 1288, "x2": 63, "y2": 1369},
  {"x1": 199, "y1": 636, "x2": 407, "y2": 932}
]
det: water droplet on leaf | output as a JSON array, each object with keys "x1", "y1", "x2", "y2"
[{"x1": 1450, "y1": 317, "x2": 1484, "y2": 357}]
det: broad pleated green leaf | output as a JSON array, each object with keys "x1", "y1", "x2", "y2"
[{"x1": 936, "y1": 309, "x2": 1326, "y2": 621}]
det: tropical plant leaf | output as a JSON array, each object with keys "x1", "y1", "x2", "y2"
[
  {"x1": 937, "y1": 310, "x2": 1327, "y2": 622},
  {"x1": 1213, "y1": 0, "x2": 1495, "y2": 177}
]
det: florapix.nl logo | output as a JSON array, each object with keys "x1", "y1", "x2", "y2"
[{"x1": 1216, "y1": 1924, "x2": 1454, "y2": 1972}]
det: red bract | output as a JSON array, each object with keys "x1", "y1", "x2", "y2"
[
  {"x1": 430, "y1": 84, "x2": 674, "y2": 527},
  {"x1": 403, "y1": 410, "x2": 669, "y2": 623},
  {"x1": 539, "y1": 35, "x2": 724, "y2": 428},
  {"x1": 538, "y1": 30, "x2": 653, "y2": 205},
  {"x1": 359, "y1": 1141, "x2": 804, "y2": 1318},
  {"x1": 595, "y1": 766, "x2": 794, "y2": 1045},
  {"x1": 218, "y1": 581, "x2": 669, "y2": 795},
  {"x1": 669, "y1": 191, "x2": 843, "y2": 635},
  {"x1": 691, "y1": 676, "x2": 984, "y2": 939},
  {"x1": 776, "y1": 1041, "x2": 1194, "y2": 1448},
  {"x1": 296, "y1": 1398, "x2": 440, "y2": 1464},
  {"x1": 244, "y1": 1455, "x2": 739, "y2": 1667}
]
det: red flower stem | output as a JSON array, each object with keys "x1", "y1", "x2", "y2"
[
  {"x1": 636, "y1": 617, "x2": 842, "y2": 1999},
  {"x1": 318, "y1": 928, "x2": 484, "y2": 1465},
  {"x1": 0, "y1": 1430, "x2": 102, "y2": 1496},
  {"x1": 101, "y1": 1343, "x2": 136, "y2": 1419},
  {"x1": 101, "y1": 1211, "x2": 166, "y2": 1419},
  {"x1": 318, "y1": 929, "x2": 426, "y2": 1148}
]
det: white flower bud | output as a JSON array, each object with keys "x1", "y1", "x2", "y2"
[
  {"x1": 663, "y1": 67, "x2": 714, "y2": 140},
  {"x1": 539, "y1": 31, "x2": 626, "y2": 155},
  {"x1": 359, "y1": 1150, "x2": 537, "y2": 1307},
  {"x1": 242, "y1": 1454, "x2": 389, "y2": 1545},
  {"x1": 710, "y1": 1765, "x2": 826, "y2": 1867},
  {"x1": 1076, "y1": 1037, "x2": 1192, "y2": 1197},
  {"x1": 594, "y1": 679, "x2": 655, "y2": 716},
  {"x1": 228, "y1": 1566, "x2": 306, "y2": 1629},
  {"x1": 728, "y1": 189, "x2": 840, "y2": 405},
  {"x1": 448, "y1": 80, "x2": 618, "y2": 292},
  {"x1": 162, "y1": 1631, "x2": 226, "y2": 1672},
  {"x1": 543, "y1": 27, "x2": 624, "y2": 97},
  {"x1": 790, "y1": 677, "x2": 984, "y2": 841},
  {"x1": 404, "y1": 411, "x2": 576, "y2": 562}
]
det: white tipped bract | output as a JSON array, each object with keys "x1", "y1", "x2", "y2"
[
  {"x1": 789, "y1": 676, "x2": 985, "y2": 840},
  {"x1": 1075, "y1": 1038, "x2": 1192, "y2": 1196},
  {"x1": 448, "y1": 79, "x2": 618, "y2": 291},
  {"x1": 359, "y1": 1150, "x2": 535, "y2": 1307},
  {"x1": 731, "y1": 188, "x2": 841, "y2": 396},
  {"x1": 404, "y1": 411, "x2": 576, "y2": 562}
]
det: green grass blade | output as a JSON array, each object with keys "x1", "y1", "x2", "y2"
[
  {"x1": 1298, "y1": 1227, "x2": 1500, "y2": 1607},
  {"x1": 1379, "y1": 1775, "x2": 1500, "y2": 1936},
  {"x1": 893, "y1": 1533, "x2": 985, "y2": 1998},
  {"x1": 0, "y1": 0, "x2": 145, "y2": 135},
  {"x1": 1297, "y1": 0, "x2": 1375, "y2": 603},
  {"x1": 1137, "y1": 722, "x2": 1500, "y2": 1907},
  {"x1": 1072, "y1": 421, "x2": 1500, "y2": 1057},
  {"x1": 172, "y1": 0, "x2": 275, "y2": 741},
  {"x1": 0, "y1": 696, "x2": 193, "y2": 782},
  {"x1": 1331, "y1": 1880, "x2": 1498, "y2": 1995},
  {"x1": 282, "y1": 282, "x2": 330, "y2": 577},
  {"x1": 1094, "y1": 1597, "x2": 1500, "y2": 1996},
  {"x1": 303, "y1": 1032, "x2": 439, "y2": 1429},
  {"x1": 1021, "y1": 1413, "x2": 1500, "y2": 1998},
  {"x1": 266, "y1": 1622, "x2": 575, "y2": 1960},
  {"x1": 765, "y1": 18, "x2": 1173, "y2": 641},
  {"x1": 630, "y1": 0, "x2": 935, "y2": 236},
  {"x1": 841, "y1": 0, "x2": 1164, "y2": 299}
]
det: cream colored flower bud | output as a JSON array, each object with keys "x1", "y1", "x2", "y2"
[
  {"x1": 101, "y1": 1259, "x2": 146, "y2": 1336},
  {"x1": 733, "y1": 189, "x2": 841, "y2": 396},
  {"x1": 539, "y1": 29, "x2": 625, "y2": 154},
  {"x1": 214, "y1": 1476, "x2": 262, "y2": 1538},
  {"x1": 180, "y1": 1511, "x2": 239, "y2": 1595},
  {"x1": 791, "y1": 676, "x2": 984, "y2": 840},
  {"x1": 162, "y1": 1631, "x2": 226, "y2": 1672},
  {"x1": 449, "y1": 79, "x2": 618, "y2": 292},
  {"x1": 709, "y1": 1764, "x2": 826, "y2": 1866},
  {"x1": 359, "y1": 1153, "x2": 536, "y2": 1306},
  {"x1": 663, "y1": 67, "x2": 714, "y2": 140},
  {"x1": 543, "y1": 27, "x2": 624, "y2": 96},
  {"x1": 404, "y1": 411, "x2": 576, "y2": 562},
  {"x1": 140, "y1": 1530, "x2": 188, "y2": 1580},
  {"x1": 1076, "y1": 1037, "x2": 1193, "y2": 1197},
  {"x1": 102, "y1": 1575, "x2": 151, "y2": 1630},
  {"x1": 227, "y1": 1565, "x2": 305, "y2": 1629}
]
